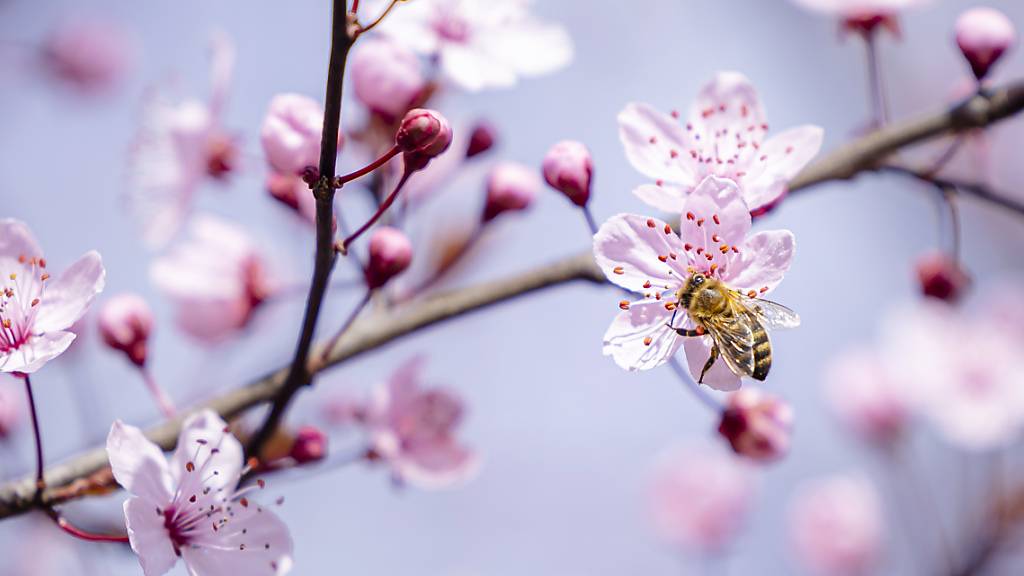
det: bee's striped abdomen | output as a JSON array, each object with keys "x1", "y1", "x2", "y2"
[{"x1": 750, "y1": 320, "x2": 772, "y2": 381}]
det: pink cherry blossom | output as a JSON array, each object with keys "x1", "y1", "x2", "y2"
[
  {"x1": 825, "y1": 347, "x2": 911, "y2": 446},
  {"x1": 483, "y1": 161, "x2": 539, "y2": 221},
  {"x1": 98, "y1": 293, "x2": 154, "y2": 367},
  {"x1": 955, "y1": 7, "x2": 1016, "y2": 81},
  {"x1": 150, "y1": 215, "x2": 273, "y2": 343},
  {"x1": 106, "y1": 410, "x2": 293, "y2": 576},
  {"x1": 0, "y1": 384, "x2": 21, "y2": 439},
  {"x1": 0, "y1": 219, "x2": 105, "y2": 374},
  {"x1": 373, "y1": 0, "x2": 572, "y2": 92},
  {"x1": 364, "y1": 356, "x2": 479, "y2": 489},
  {"x1": 718, "y1": 388, "x2": 793, "y2": 462},
  {"x1": 619, "y1": 72, "x2": 823, "y2": 214},
  {"x1": 260, "y1": 93, "x2": 330, "y2": 176},
  {"x1": 649, "y1": 443, "x2": 755, "y2": 553},
  {"x1": 594, "y1": 176, "x2": 796, "y2": 390},
  {"x1": 127, "y1": 33, "x2": 237, "y2": 248},
  {"x1": 351, "y1": 37, "x2": 425, "y2": 123},
  {"x1": 788, "y1": 475, "x2": 884, "y2": 576},
  {"x1": 40, "y1": 19, "x2": 134, "y2": 94}
]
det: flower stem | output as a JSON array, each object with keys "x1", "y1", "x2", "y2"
[
  {"x1": 23, "y1": 374, "x2": 45, "y2": 504},
  {"x1": 335, "y1": 146, "x2": 400, "y2": 186},
  {"x1": 338, "y1": 171, "x2": 412, "y2": 253},
  {"x1": 582, "y1": 206, "x2": 598, "y2": 236},
  {"x1": 356, "y1": 0, "x2": 402, "y2": 36},
  {"x1": 667, "y1": 357, "x2": 722, "y2": 412},
  {"x1": 140, "y1": 367, "x2": 176, "y2": 419},
  {"x1": 46, "y1": 507, "x2": 129, "y2": 543},
  {"x1": 320, "y1": 290, "x2": 371, "y2": 363},
  {"x1": 863, "y1": 32, "x2": 890, "y2": 128}
]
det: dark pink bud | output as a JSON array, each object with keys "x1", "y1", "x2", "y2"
[
  {"x1": 205, "y1": 133, "x2": 238, "y2": 180},
  {"x1": 718, "y1": 389, "x2": 793, "y2": 463},
  {"x1": 956, "y1": 7, "x2": 1016, "y2": 81},
  {"x1": 916, "y1": 252, "x2": 970, "y2": 303},
  {"x1": 289, "y1": 426, "x2": 328, "y2": 464},
  {"x1": 483, "y1": 162, "x2": 539, "y2": 222},
  {"x1": 841, "y1": 11, "x2": 900, "y2": 39},
  {"x1": 301, "y1": 166, "x2": 320, "y2": 185},
  {"x1": 98, "y1": 293, "x2": 154, "y2": 367},
  {"x1": 365, "y1": 227, "x2": 413, "y2": 289},
  {"x1": 396, "y1": 108, "x2": 453, "y2": 172},
  {"x1": 542, "y1": 140, "x2": 593, "y2": 207},
  {"x1": 466, "y1": 121, "x2": 497, "y2": 158}
]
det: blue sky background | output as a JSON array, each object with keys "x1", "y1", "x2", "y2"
[{"x1": 2, "y1": 1, "x2": 1024, "y2": 574}]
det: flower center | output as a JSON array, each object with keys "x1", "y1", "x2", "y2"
[{"x1": 0, "y1": 255, "x2": 49, "y2": 354}]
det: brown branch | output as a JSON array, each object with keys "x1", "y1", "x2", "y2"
[
  {"x1": 246, "y1": 0, "x2": 354, "y2": 458},
  {"x1": 3, "y1": 78, "x2": 1024, "y2": 522},
  {"x1": 0, "y1": 252, "x2": 605, "y2": 519},
  {"x1": 880, "y1": 164, "x2": 1024, "y2": 218}
]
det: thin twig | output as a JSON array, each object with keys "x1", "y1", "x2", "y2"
[{"x1": 24, "y1": 375, "x2": 44, "y2": 503}]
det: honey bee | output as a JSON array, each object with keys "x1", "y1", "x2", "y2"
[{"x1": 669, "y1": 272, "x2": 800, "y2": 383}]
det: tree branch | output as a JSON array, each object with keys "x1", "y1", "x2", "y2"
[{"x1": 2, "y1": 79, "x2": 1024, "y2": 521}]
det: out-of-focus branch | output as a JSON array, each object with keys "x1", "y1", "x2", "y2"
[
  {"x1": 246, "y1": 0, "x2": 354, "y2": 458},
  {"x1": 788, "y1": 80, "x2": 1024, "y2": 194},
  {"x1": 881, "y1": 164, "x2": 1024, "y2": 218},
  {"x1": 3, "y1": 78, "x2": 1024, "y2": 522},
  {"x1": 0, "y1": 253, "x2": 605, "y2": 519}
]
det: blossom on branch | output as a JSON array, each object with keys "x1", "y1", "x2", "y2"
[
  {"x1": 619, "y1": 72, "x2": 823, "y2": 216},
  {"x1": 372, "y1": 0, "x2": 572, "y2": 92},
  {"x1": 106, "y1": 410, "x2": 293, "y2": 576},
  {"x1": 0, "y1": 219, "x2": 105, "y2": 374},
  {"x1": 150, "y1": 215, "x2": 273, "y2": 343},
  {"x1": 594, "y1": 176, "x2": 795, "y2": 390},
  {"x1": 127, "y1": 33, "x2": 238, "y2": 248}
]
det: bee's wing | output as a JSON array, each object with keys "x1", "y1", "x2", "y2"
[
  {"x1": 701, "y1": 306, "x2": 758, "y2": 378},
  {"x1": 736, "y1": 294, "x2": 801, "y2": 330}
]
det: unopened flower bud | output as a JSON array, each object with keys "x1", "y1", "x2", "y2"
[
  {"x1": 261, "y1": 93, "x2": 330, "y2": 175},
  {"x1": 365, "y1": 227, "x2": 413, "y2": 289},
  {"x1": 466, "y1": 121, "x2": 497, "y2": 158},
  {"x1": 915, "y1": 251, "x2": 970, "y2": 303},
  {"x1": 396, "y1": 108, "x2": 453, "y2": 172},
  {"x1": 841, "y1": 11, "x2": 900, "y2": 38},
  {"x1": 98, "y1": 293, "x2": 154, "y2": 367},
  {"x1": 542, "y1": 140, "x2": 593, "y2": 207},
  {"x1": 483, "y1": 162, "x2": 539, "y2": 222},
  {"x1": 289, "y1": 426, "x2": 328, "y2": 464},
  {"x1": 718, "y1": 389, "x2": 793, "y2": 462},
  {"x1": 41, "y1": 19, "x2": 133, "y2": 94},
  {"x1": 352, "y1": 38, "x2": 425, "y2": 123},
  {"x1": 205, "y1": 133, "x2": 238, "y2": 180},
  {"x1": 956, "y1": 7, "x2": 1016, "y2": 81}
]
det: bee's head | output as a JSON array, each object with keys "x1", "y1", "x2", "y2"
[{"x1": 676, "y1": 272, "x2": 707, "y2": 309}]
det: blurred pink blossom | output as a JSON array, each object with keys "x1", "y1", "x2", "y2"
[
  {"x1": 718, "y1": 388, "x2": 793, "y2": 462},
  {"x1": 266, "y1": 172, "x2": 318, "y2": 224},
  {"x1": 365, "y1": 356, "x2": 479, "y2": 489},
  {"x1": 649, "y1": 443, "x2": 755, "y2": 553},
  {"x1": 150, "y1": 215, "x2": 273, "y2": 343},
  {"x1": 0, "y1": 219, "x2": 105, "y2": 374},
  {"x1": 107, "y1": 410, "x2": 293, "y2": 576},
  {"x1": 290, "y1": 425, "x2": 328, "y2": 465},
  {"x1": 260, "y1": 93, "x2": 331, "y2": 176},
  {"x1": 619, "y1": 72, "x2": 823, "y2": 214},
  {"x1": 98, "y1": 293, "x2": 154, "y2": 367},
  {"x1": 0, "y1": 384, "x2": 21, "y2": 439},
  {"x1": 595, "y1": 176, "x2": 796, "y2": 390},
  {"x1": 791, "y1": 0, "x2": 930, "y2": 36},
  {"x1": 788, "y1": 475, "x2": 884, "y2": 576},
  {"x1": 914, "y1": 251, "x2": 970, "y2": 303},
  {"x1": 127, "y1": 33, "x2": 237, "y2": 248},
  {"x1": 373, "y1": 0, "x2": 572, "y2": 91},
  {"x1": 955, "y1": 7, "x2": 1016, "y2": 81},
  {"x1": 466, "y1": 121, "x2": 497, "y2": 158},
  {"x1": 825, "y1": 347, "x2": 911, "y2": 445},
  {"x1": 40, "y1": 18, "x2": 134, "y2": 94},
  {"x1": 543, "y1": 140, "x2": 593, "y2": 208},
  {"x1": 365, "y1": 227, "x2": 414, "y2": 289},
  {"x1": 351, "y1": 37, "x2": 425, "y2": 123},
  {"x1": 483, "y1": 161, "x2": 539, "y2": 221}
]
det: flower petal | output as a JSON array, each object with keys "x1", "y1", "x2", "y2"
[
  {"x1": 678, "y1": 176, "x2": 751, "y2": 270},
  {"x1": 743, "y1": 125, "x2": 824, "y2": 211},
  {"x1": 124, "y1": 497, "x2": 179, "y2": 576},
  {"x1": 107, "y1": 420, "x2": 173, "y2": 503},
  {"x1": 396, "y1": 440, "x2": 481, "y2": 490},
  {"x1": 441, "y1": 43, "x2": 517, "y2": 91},
  {"x1": 633, "y1": 183, "x2": 687, "y2": 214},
  {"x1": 618, "y1": 103, "x2": 697, "y2": 185},
  {"x1": 180, "y1": 505, "x2": 293, "y2": 576},
  {"x1": 0, "y1": 331, "x2": 76, "y2": 374},
  {"x1": 593, "y1": 213, "x2": 688, "y2": 293},
  {"x1": 0, "y1": 219, "x2": 43, "y2": 261},
  {"x1": 725, "y1": 230, "x2": 795, "y2": 295},
  {"x1": 33, "y1": 251, "x2": 105, "y2": 333},
  {"x1": 683, "y1": 337, "x2": 741, "y2": 392},
  {"x1": 169, "y1": 410, "x2": 243, "y2": 492},
  {"x1": 603, "y1": 299, "x2": 682, "y2": 371},
  {"x1": 479, "y1": 19, "x2": 573, "y2": 77}
]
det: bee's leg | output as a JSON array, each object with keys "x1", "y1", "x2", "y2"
[
  {"x1": 670, "y1": 327, "x2": 703, "y2": 337},
  {"x1": 698, "y1": 345, "x2": 720, "y2": 384}
]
